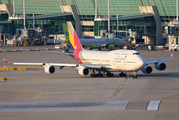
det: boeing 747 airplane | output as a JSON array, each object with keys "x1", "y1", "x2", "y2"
[{"x1": 4, "y1": 22, "x2": 174, "y2": 79}]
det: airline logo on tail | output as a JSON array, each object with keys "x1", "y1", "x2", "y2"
[
  {"x1": 3, "y1": 58, "x2": 9, "y2": 63},
  {"x1": 67, "y1": 22, "x2": 83, "y2": 64},
  {"x1": 67, "y1": 22, "x2": 83, "y2": 51},
  {"x1": 171, "y1": 54, "x2": 174, "y2": 59}
]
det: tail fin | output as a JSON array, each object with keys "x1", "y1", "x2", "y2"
[
  {"x1": 171, "y1": 54, "x2": 174, "y2": 59},
  {"x1": 112, "y1": 37, "x2": 116, "y2": 43},
  {"x1": 3, "y1": 58, "x2": 9, "y2": 63},
  {"x1": 67, "y1": 22, "x2": 83, "y2": 51},
  {"x1": 62, "y1": 23, "x2": 71, "y2": 46}
]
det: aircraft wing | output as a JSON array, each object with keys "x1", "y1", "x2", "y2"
[
  {"x1": 3, "y1": 58, "x2": 112, "y2": 69},
  {"x1": 45, "y1": 51, "x2": 74, "y2": 55},
  {"x1": 145, "y1": 54, "x2": 174, "y2": 64},
  {"x1": 3, "y1": 58, "x2": 77, "y2": 67}
]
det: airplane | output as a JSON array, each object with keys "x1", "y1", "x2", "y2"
[
  {"x1": 62, "y1": 23, "x2": 127, "y2": 50},
  {"x1": 3, "y1": 22, "x2": 174, "y2": 79}
]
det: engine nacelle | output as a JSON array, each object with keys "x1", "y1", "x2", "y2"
[
  {"x1": 155, "y1": 62, "x2": 166, "y2": 71},
  {"x1": 78, "y1": 67, "x2": 89, "y2": 76},
  {"x1": 105, "y1": 44, "x2": 109, "y2": 49},
  {"x1": 44, "y1": 65, "x2": 55, "y2": 74},
  {"x1": 141, "y1": 65, "x2": 153, "y2": 74}
]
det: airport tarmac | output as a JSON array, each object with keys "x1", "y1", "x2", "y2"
[{"x1": 0, "y1": 46, "x2": 179, "y2": 120}]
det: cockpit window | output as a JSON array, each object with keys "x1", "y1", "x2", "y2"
[{"x1": 133, "y1": 53, "x2": 140, "y2": 55}]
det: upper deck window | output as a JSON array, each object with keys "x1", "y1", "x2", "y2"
[{"x1": 133, "y1": 53, "x2": 140, "y2": 55}]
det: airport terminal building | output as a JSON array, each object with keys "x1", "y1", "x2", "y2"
[{"x1": 0, "y1": 0, "x2": 178, "y2": 46}]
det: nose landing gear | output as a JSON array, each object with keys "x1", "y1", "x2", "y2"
[{"x1": 133, "y1": 71, "x2": 137, "y2": 79}]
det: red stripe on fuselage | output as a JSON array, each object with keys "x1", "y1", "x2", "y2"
[{"x1": 73, "y1": 31, "x2": 83, "y2": 64}]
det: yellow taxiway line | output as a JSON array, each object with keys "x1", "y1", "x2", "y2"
[
  {"x1": 160, "y1": 93, "x2": 179, "y2": 100},
  {"x1": 31, "y1": 91, "x2": 43, "y2": 99},
  {"x1": 112, "y1": 77, "x2": 128, "y2": 97}
]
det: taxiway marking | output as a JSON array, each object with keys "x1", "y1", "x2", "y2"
[
  {"x1": 160, "y1": 93, "x2": 179, "y2": 100},
  {"x1": 31, "y1": 91, "x2": 43, "y2": 99},
  {"x1": 112, "y1": 77, "x2": 128, "y2": 97}
]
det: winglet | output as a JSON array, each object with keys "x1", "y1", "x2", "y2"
[
  {"x1": 3, "y1": 58, "x2": 9, "y2": 63},
  {"x1": 171, "y1": 54, "x2": 174, "y2": 59}
]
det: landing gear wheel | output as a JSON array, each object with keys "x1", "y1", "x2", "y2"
[
  {"x1": 133, "y1": 75, "x2": 137, "y2": 79},
  {"x1": 119, "y1": 72, "x2": 127, "y2": 77},
  {"x1": 90, "y1": 69, "x2": 96, "y2": 77},
  {"x1": 107, "y1": 73, "x2": 110, "y2": 77},
  {"x1": 91, "y1": 74, "x2": 97, "y2": 77},
  {"x1": 133, "y1": 71, "x2": 137, "y2": 79},
  {"x1": 98, "y1": 74, "x2": 103, "y2": 77},
  {"x1": 91, "y1": 74, "x2": 94, "y2": 77},
  {"x1": 107, "y1": 72, "x2": 113, "y2": 77},
  {"x1": 110, "y1": 73, "x2": 114, "y2": 77}
]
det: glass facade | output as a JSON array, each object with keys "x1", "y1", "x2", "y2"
[
  {"x1": 0, "y1": 0, "x2": 178, "y2": 36},
  {"x1": 0, "y1": 0, "x2": 176, "y2": 18},
  {"x1": 0, "y1": 14, "x2": 8, "y2": 21},
  {"x1": 94, "y1": 16, "x2": 156, "y2": 36},
  {"x1": 0, "y1": 23, "x2": 12, "y2": 34},
  {"x1": 82, "y1": 25, "x2": 94, "y2": 32},
  {"x1": 11, "y1": 15, "x2": 74, "y2": 34},
  {"x1": 8, "y1": 0, "x2": 63, "y2": 14},
  {"x1": 79, "y1": 15, "x2": 94, "y2": 21}
]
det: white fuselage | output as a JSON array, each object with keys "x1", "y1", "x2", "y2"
[
  {"x1": 78, "y1": 49, "x2": 145, "y2": 72},
  {"x1": 80, "y1": 38, "x2": 127, "y2": 46}
]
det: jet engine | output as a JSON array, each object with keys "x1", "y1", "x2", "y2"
[
  {"x1": 141, "y1": 65, "x2": 152, "y2": 74},
  {"x1": 44, "y1": 65, "x2": 55, "y2": 74},
  {"x1": 105, "y1": 44, "x2": 109, "y2": 49},
  {"x1": 155, "y1": 62, "x2": 166, "y2": 71},
  {"x1": 78, "y1": 67, "x2": 89, "y2": 76}
]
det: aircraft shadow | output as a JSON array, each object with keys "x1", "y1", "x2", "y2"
[
  {"x1": 51, "y1": 72, "x2": 179, "y2": 79},
  {"x1": 132, "y1": 72, "x2": 179, "y2": 78}
]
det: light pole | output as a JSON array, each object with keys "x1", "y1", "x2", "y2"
[
  {"x1": 108, "y1": 0, "x2": 110, "y2": 35},
  {"x1": 177, "y1": 0, "x2": 178, "y2": 44},
  {"x1": 95, "y1": 0, "x2": 97, "y2": 18},
  {"x1": 23, "y1": 0, "x2": 26, "y2": 29},
  {"x1": 13, "y1": 0, "x2": 15, "y2": 16}
]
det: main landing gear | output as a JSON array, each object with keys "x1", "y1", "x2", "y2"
[
  {"x1": 90, "y1": 70, "x2": 113, "y2": 77},
  {"x1": 106, "y1": 72, "x2": 114, "y2": 77},
  {"x1": 89, "y1": 70, "x2": 138, "y2": 79},
  {"x1": 119, "y1": 72, "x2": 127, "y2": 77},
  {"x1": 90, "y1": 70, "x2": 103, "y2": 77}
]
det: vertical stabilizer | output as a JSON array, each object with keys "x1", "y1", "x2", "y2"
[
  {"x1": 67, "y1": 22, "x2": 83, "y2": 64},
  {"x1": 67, "y1": 22, "x2": 83, "y2": 51},
  {"x1": 62, "y1": 23, "x2": 70, "y2": 46}
]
